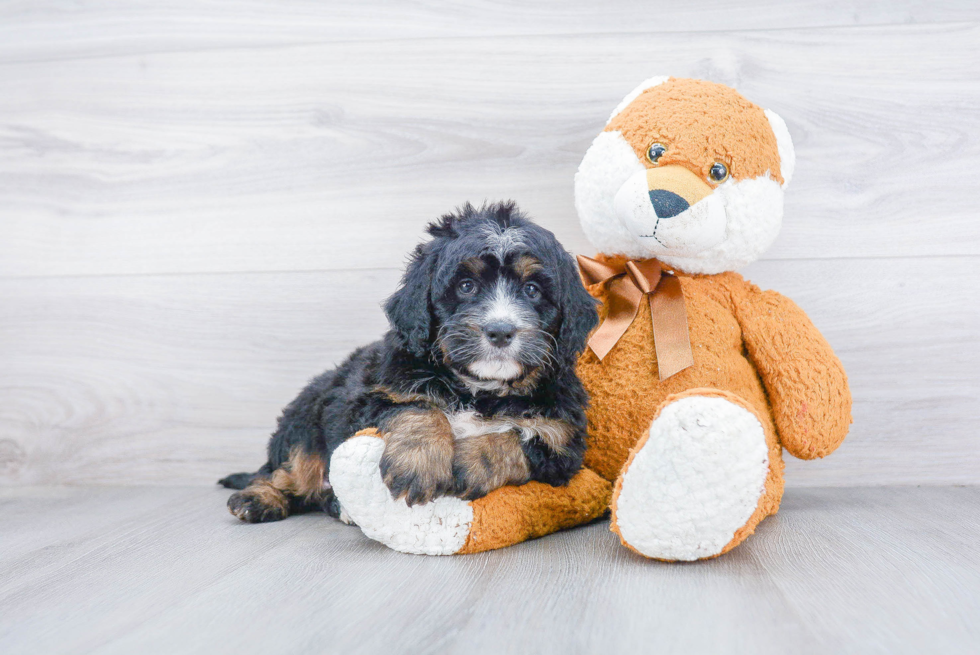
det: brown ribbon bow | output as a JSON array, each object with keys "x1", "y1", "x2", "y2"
[{"x1": 577, "y1": 255, "x2": 694, "y2": 381}]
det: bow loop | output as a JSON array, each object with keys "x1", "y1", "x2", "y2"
[
  {"x1": 624, "y1": 259, "x2": 662, "y2": 295},
  {"x1": 577, "y1": 256, "x2": 621, "y2": 286},
  {"x1": 576, "y1": 255, "x2": 694, "y2": 381}
]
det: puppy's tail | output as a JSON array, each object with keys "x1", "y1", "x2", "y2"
[{"x1": 217, "y1": 462, "x2": 273, "y2": 490}]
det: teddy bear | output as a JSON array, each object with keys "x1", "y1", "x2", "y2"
[{"x1": 328, "y1": 77, "x2": 852, "y2": 560}]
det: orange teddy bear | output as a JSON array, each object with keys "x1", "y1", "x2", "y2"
[{"x1": 330, "y1": 77, "x2": 852, "y2": 560}]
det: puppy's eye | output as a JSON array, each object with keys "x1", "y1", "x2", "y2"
[
  {"x1": 457, "y1": 279, "x2": 478, "y2": 296},
  {"x1": 523, "y1": 282, "x2": 541, "y2": 300},
  {"x1": 709, "y1": 162, "x2": 730, "y2": 183},
  {"x1": 646, "y1": 143, "x2": 667, "y2": 165}
]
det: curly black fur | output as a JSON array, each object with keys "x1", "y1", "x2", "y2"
[{"x1": 219, "y1": 201, "x2": 599, "y2": 519}]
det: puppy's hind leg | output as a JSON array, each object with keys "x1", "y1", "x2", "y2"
[
  {"x1": 218, "y1": 462, "x2": 273, "y2": 490},
  {"x1": 228, "y1": 448, "x2": 330, "y2": 524}
]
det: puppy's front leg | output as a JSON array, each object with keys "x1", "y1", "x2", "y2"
[
  {"x1": 452, "y1": 432, "x2": 531, "y2": 501},
  {"x1": 380, "y1": 409, "x2": 455, "y2": 506}
]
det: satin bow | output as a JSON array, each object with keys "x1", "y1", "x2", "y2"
[{"x1": 577, "y1": 255, "x2": 694, "y2": 381}]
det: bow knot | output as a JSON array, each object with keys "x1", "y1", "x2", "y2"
[{"x1": 577, "y1": 255, "x2": 694, "y2": 381}]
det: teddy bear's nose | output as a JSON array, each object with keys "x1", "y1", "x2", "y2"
[{"x1": 648, "y1": 189, "x2": 690, "y2": 218}]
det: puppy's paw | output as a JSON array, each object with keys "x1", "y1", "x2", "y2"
[
  {"x1": 452, "y1": 467, "x2": 495, "y2": 502},
  {"x1": 380, "y1": 436, "x2": 454, "y2": 507},
  {"x1": 227, "y1": 486, "x2": 288, "y2": 523},
  {"x1": 452, "y1": 432, "x2": 531, "y2": 501}
]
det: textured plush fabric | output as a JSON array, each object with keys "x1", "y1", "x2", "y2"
[
  {"x1": 457, "y1": 469, "x2": 611, "y2": 554},
  {"x1": 575, "y1": 80, "x2": 792, "y2": 273},
  {"x1": 731, "y1": 283, "x2": 852, "y2": 459},
  {"x1": 610, "y1": 389, "x2": 772, "y2": 561},
  {"x1": 607, "y1": 77, "x2": 785, "y2": 185}
]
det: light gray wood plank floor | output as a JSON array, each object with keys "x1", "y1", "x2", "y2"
[{"x1": 1, "y1": 485, "x2": 977, "y2": 655}]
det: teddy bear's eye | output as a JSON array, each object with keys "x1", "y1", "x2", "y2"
[
  {"x1": 709, "y1": 162, "x2": 730, "y2": 183},
  {"x1": 646, "y1": 143, "x2": 667, "y2": 165}
]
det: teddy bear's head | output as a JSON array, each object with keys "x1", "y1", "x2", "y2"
[{"x1": 574, "y1": 77, "x2": 795, "y2": 274}]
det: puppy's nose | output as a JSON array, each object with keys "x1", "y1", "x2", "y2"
[
  {"x1": 484, "y1": 322, "x2": 517, "y2": 348},
  {"x1": 648, "y1": 190, "x2": 690, "y2": 218}
]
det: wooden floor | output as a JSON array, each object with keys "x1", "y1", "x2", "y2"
[{"x1": 0, "y1": 485, "x2": 977, "y2": 654}]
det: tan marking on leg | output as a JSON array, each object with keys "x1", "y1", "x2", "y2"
[
  {"x1": 380, "y1": 409, "x2": 455, "y2": 506},
  {"x1": 453, "y1": 431, "x2": 531, "y2": 500},
  {"x1": 274, "y1": 448, "x2": 328, "y2": 501},
  {"x1": 246, "y1": 480, "x2": 290, "y2": 510},
  {"x1": 228, "y1": 447, "x2": 329, "y2": 523}
]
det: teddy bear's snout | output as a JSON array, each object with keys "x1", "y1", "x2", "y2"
[
  {"x1": 613, "y1": 164, "x2": 727, "y2": 256},
  {"x1": 645, "y1": 165, "x2": 714, "y2": 216}
]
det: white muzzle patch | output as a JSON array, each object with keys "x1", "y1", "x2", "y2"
[
  {"x1": 613, "y1": 169, "x2": 727, "y2": 256},
  {"x1": 467, "y1": 359, "x2": 522, "y2": 380},
  {"x1": 465, "y1": 281, "x2": 530, "y2": 381}
]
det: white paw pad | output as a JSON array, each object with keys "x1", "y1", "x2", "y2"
[
  {"x1": 615, "y1": 396, "x2": 769, "y2": 560},
  {"x1": 329, "y1": 436, "x2": 473, "y2": 555}
]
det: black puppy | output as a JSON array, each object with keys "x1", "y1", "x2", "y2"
[{"x1": 220, "y1": 202, "x2": 598, "y2": 523}]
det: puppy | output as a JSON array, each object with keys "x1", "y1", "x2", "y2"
[{"x1": 219, "y1": 201, "x2": 598, "y2": 523}]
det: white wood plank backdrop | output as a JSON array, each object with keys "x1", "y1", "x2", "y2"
[{"x1": 0, "y1": 1, "x2": 977, "y2": 486}]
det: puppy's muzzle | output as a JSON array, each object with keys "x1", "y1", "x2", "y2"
[{"x1": 484, "y1": 321, "x2": 517, "y2": 348}]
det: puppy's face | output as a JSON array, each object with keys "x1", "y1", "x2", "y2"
[
  {"x1": 434, "y1": 252, "x2": 558, "y2": 382},
  {"x1": 384, "y1": 203, "x2": 598, "y2": 387}
]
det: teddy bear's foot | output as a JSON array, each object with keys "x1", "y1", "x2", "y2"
[
  {"x1": 611, "y1": 391, "x2": 770, "y2": 561},
  {"x1": 329, "y1": 434, "x2": 474, "y2": 555}
]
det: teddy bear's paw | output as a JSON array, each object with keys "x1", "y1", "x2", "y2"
[
  {"x1": 612, "y1": 395, "x2": 769, "y2": 561},
  {"x1": 329, "y1": 436, "x2": 473, "y2": 556}
]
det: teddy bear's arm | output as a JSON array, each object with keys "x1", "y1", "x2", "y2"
[{"x1": 733, "y1": 284, "x2": 852, "y2": 459}]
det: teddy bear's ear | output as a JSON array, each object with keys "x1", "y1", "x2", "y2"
[
  {"x1": 607, "y1": 76, "x2": 670, "y2": 123},
  {"x1": 764, "y1": 109, "x2": 795, "y2": 189}
]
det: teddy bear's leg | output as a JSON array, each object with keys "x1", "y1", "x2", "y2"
[
  {"x1": 330, "y1": 430, "x2": 612, "y2": 555},
  {"x1": 610, "y1": 388, "x2": 783, "y2": 561}
]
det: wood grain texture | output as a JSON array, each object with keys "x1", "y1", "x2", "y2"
[
  {"x1": 1, "y1": 3, "x2": 978, "y2": 487},
  {"x1": 0, "y1": 485, "x2": 977, "y2": 654},
  {"x1": 0, "y1": 258, "x2": 976, "y2": 487},
  {"x1": 1, "y1": 22, "x2": 979, "y2": 278},
  {"x1": 2, "y1": 1, "x2": 978, "y2": 64}
]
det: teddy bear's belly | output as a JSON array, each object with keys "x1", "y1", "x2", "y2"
[{"x1": 576, "y1": 288, "x2": 774, "y2": 482}]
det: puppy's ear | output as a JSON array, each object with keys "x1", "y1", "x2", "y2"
[
  {"x1": 556, "y1": 250, "x2": 599, "y2": 364},
  {"x1": 384, "y1": 244, "x2": 436, "y2": 358}
]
